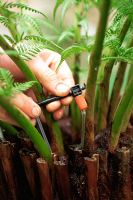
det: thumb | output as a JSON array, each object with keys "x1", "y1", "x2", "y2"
[{"x1": 28, "y1": 56, "x2": 70, "y2": 96}]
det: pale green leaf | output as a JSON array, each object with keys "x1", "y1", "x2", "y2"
[
  {"x1": 61, "y1": 44, "x2": 91, "y2": 61},
  {"x1": 13, "y1": 81, "x2": 36, "y2": 93},
  {"x1": 53, "y1": 0, "x2": 63, "y2": 19}
]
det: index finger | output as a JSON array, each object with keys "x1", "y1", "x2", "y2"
[{"x1": 56, "y1": 61, "x2": 75, "y2": 87}]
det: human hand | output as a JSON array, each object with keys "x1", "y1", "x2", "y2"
[
  {"x1": 0, "y1": 92, "x2": 41, "y2": 126},
  {"x1": 0, "y1": 49, "x2": 74, "y2": 124},
  {"x1": 27, "y1": 49, "x2": 74, "y2": 119}
]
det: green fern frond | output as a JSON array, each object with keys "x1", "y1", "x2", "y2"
[
  {"x1": 57, "y1": 29, "x2": 75, "y2": 44},
  {"x1": 102, "y1": 46, "x2": 133, "y2": 63},
  {"x1": 2, "y1": 2, "x2": 46, "y2": 17},
  {"x1": 106, "y1": 14, "x2": 124, "y2": 39},
  {"x1": 54, "y1": 0, "x2": 74, "y2": 21},
  {"x1": 112, "y1": 0, "x2": 133, "y2": 22},
  {"x1": 15, "y1": 39, "x2": 44, "y2": 60},
  {"x1": 0, "y1": 68, "x2": 14, "y2": 87},
  {"x1": 0, "y1": 16, "x2": 8, "y2": 26},
  {"x1": 0, "y1": 2, "x2": 44, "y2": 38},
  {"x1": 3, "y1": 35, "x2": 16, "y2": 45},
  {"x1": 60, "y1": 44, "x2": 91, "y2": 62},
  {"x1": 14, "y1": 35, "x2": 63, "y2": 60},
  {"x1": 117, "y1": 1, "x2": 133, "y2": 18},
  {"x1": 24, "y1": 36, "x2": 63, "y2": 52},
  {"x1": 117, "y1": 46, "x2": 133, "y2": 61},
  {"x1": 53, "y1": 0, "x2": 63, "y2": 19},
  {"x1": 13, "y1": 81, "x2": 36, "y2": 93},
  {"x1": 104, "y1": 38, "x2": 121, "y2": 53},
  {"x1": 0, "y1": 68, "x2": 36, "y2": 97},
  {"x1": 13, "y1": 13, "x2": 43, "y2": 36},
  {"x1": 0, "y1": 13, "x2": 42, "y2": 38}
]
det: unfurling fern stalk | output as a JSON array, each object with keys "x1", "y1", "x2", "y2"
[
  {"x1": 96, "y1": 18, "x2": 131, "y2": 132},
  {"x1": 84, "y1": 0, "x2": 111, "y2": 156},
  {"x1": 53, "y1": 0, "x2": 90, "y2": 141},
  {"x1": 109, "y1": 75, "x2": 133, "y2": 151},
  {"x1": 108, "y1": 36, "x2": 133, "y2": 123}
]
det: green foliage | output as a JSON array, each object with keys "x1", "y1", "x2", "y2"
[
  {"x1": 53, "y1": 0, "x2": 63, "y2": 19},
  {"x1": 113, "y1": 0, "x2": 133, "y2": 19},
  {"x1": 0, "y1": 1, "x2": 45, "y2": 17},
  {"x1": 0, "y1": 68, "x2": 36, "y2": 96},
  {"x1": 14, "y1": 35, "x2": 63, "y2": 60},
  {"x1": 0, "y1": 96, "x2": 52, "y2": 162},
  {"x1": 60, "y1": 44, "x2": 91, "y2": 62},
  {"x1": 110, "y1": 76, "x2": 133, "y2": 151},
  {"x1": 0, "y1": 16, "x2": 8, "y2": 26},
  {"x1": 0, "y1": 0, "x2": 46, "y2": 40},
  {"x1": 0, "y1": 120, "x2": 18, "y2": 136},
  {"x1": 0, "y1": 0, "x2": 133, "y2": 154},
  {"x1": 54, "y1": 0, "x2": 74, "y2": 20}
]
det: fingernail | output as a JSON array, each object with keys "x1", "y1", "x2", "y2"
[
  {"x1": 32, "y1": 106, "x2": 41, "y2": 117},
  {"x1": 57, "y1": 111, "x2": 63, "y2": 119},
  {"x1": 56, "y1": 83, "x2": 69, "y2": 95}
]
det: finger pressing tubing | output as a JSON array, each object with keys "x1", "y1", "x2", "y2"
[
  {"x1": 60, "y1": 96, "x2": 73, "y2": 106},
  {"x1": 11, "y1": 93, "x2": 41, "y2": 118}
]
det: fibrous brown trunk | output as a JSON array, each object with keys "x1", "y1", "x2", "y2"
[
  {"x1": 54, "y1": 157, "x2": 72, "y2": 200},
  {"x1": 84, "y1": 156, "x2": 99, "y2": 200},
  {"x1": 36, "y1": 158, "x2": 53, "y2": 200},
  {"x1": 0, "y1": 141, "x2": 18, "y2": 200},
  {"x1": 19, "y1": 149, "x2": 38, "y2": 199}
]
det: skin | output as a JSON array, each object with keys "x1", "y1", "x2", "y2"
[{"x1": 0, "y1": 49, "x2": 75, "y2": 125}]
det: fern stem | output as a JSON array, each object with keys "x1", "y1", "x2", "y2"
[
  {"x1": 109, "y1": 75, "x2": 133, "y2": 151},
  {"x1": 0, "y1": 97, "x2": 52, "y2": 162},
  {"x1": 108, "y1": 37, "x2": 133, "y2": 123},
  {"x1": 121, "y1": 63, "x2": 133, "y2": 132},
  {"x1": 84, "y1": 0, "x2": 111, "y2": 155},
  {"x1": 108, "y1": 62, "x2": 127, "y2": 122},
  {"x1": 74, "y1": 54, "x2": 80, "y2": 84},
  {"x1": 96, "y1": 18, "x2": 131, "y2": 132},
  {"x1": 0, "y1": 35, "x2": 65, "y2": 156},
  {"x1": 127, "y1": 64, "x2": 133, "y2": 85}
]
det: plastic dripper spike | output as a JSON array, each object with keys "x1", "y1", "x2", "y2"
[{"x1": 74, "y1": 95, "x2": 88, "y2": 111}]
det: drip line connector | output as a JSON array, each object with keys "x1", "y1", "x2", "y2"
[{"x1": 38, "y1": 83, "x2": 88, "y2": 111}]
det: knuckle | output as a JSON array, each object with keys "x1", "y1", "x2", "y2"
[{"x1": 46, "y1": 70, "x2": 57, "y2": 82}]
